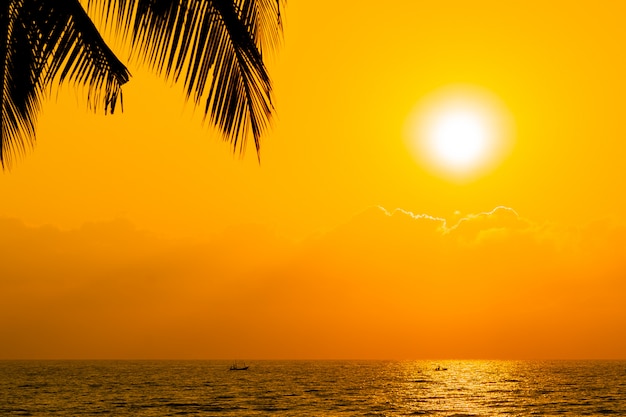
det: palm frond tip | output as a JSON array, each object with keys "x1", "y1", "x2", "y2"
[
  {"x1": 86, "y1": 0, "x2": 284, "y2": 156},
  {"x1": 1, "y1": 0, "x2": 130, "y2": 168}
]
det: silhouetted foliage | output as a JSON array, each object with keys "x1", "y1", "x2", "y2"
[{"x1": 0, "y1": 0, "x2": 283, "y2": 168}]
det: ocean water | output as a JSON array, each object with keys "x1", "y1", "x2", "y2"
[{"x1": 1, "y1": 360, "x2": 625, "y2": 416}]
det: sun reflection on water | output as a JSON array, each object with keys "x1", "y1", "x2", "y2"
[{"x1": 387, "y1": 360, "x2": 622, "y2": 416}]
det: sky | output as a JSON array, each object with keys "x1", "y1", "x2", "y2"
[{"x1": 1, "y1": 0, "x2": 626, "y2": 359}]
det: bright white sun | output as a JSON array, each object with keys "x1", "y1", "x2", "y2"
[
  {"x1": 405, "y1": 85, "x2": 514, "y2": 182},
  {"x1": 428, "y1": 108, "x2": 490, "y2": 168}
]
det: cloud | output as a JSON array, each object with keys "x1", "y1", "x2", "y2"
[
  {"x1": 1, "y1": 208, "x2": 625, "y2": 360},
  {"x1": 288, "y1": 206, "x2": 626, "y2": 358}
]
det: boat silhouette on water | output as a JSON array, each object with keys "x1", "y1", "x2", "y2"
[{"x1": 229, "y1": 362, "x2": 249, "y2": 371}]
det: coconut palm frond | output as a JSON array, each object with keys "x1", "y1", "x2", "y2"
[
  {"x1": 40, "y1": 1, "x2": 130, "y2": 114},
  {"x1": 85, "y1": 0, "x2": 136, "y2": 42},
  {"x1": 239, "y1": 0, "x2": 284, "y2": 54},
  {"x1": 0, "y1": 0, "x2": 130, "y2": 168},
  {"x1": 1, "y1": 0, "x2": 42, "y2": 167},
  {"x1": 87, "y1": 0, "x2": 283, "y2": 156}
]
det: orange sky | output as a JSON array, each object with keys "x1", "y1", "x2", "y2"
[{"x1": 1, "y1": 0, "x2": 626, "y2": 359}]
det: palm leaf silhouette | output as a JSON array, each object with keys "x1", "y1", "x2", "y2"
[
  {"x1": 87, "y1": 0, "x2": 283, "y2": 156},
  {"x1": 1, "y1": 0, "x2": 283, "y2": 168},
  {"x1": 1, "y1": 0, "x2": 130, "y2": 168}
]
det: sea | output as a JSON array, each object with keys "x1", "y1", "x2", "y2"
[{"x1": 1, "y1": 360, "x2": 625, "y2": 416}]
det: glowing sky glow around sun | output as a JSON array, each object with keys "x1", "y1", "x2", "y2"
[{"x1": 406, "y1": 85, "x2": 515, "y2": 182}]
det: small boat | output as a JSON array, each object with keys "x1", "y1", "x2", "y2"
[
  {"x1": 434, "y1": 365, "x2": 448, "y2": 371},
  {"x1": 229, "y1": 362, "x2": 249, "y2": 371}
]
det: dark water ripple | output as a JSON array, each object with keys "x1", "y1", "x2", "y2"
[{"x1": 1, "y1": 360, "x2": 625, "y2": 416}]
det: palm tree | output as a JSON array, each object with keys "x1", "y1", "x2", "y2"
[{"x1": 0, "y1": 0, "x2": 282, "y2": 168}]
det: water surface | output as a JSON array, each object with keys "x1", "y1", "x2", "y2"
[{"x1": 1, "y1": 360, "x2": 624, "y2": 416}]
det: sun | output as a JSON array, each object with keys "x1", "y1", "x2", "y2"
[
  {"x1": 428, "y1": 108, "x2": 491, "y2": 168},
  {"x1": 405, "y1": 85, "x2": 514, "y2": 182}
]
